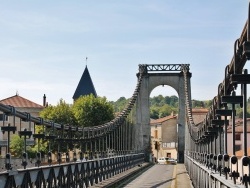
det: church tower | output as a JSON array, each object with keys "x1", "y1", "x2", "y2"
[{"x1": 73, "y1": 65, "x2": 97, "y2": 101}]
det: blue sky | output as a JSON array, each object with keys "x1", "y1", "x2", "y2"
[{"x1": 0, "y1": 1, "x2": 249, "y2": 105}]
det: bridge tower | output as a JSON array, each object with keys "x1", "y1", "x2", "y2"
[{"x1": 135, "y1": 64, "x2": 191, "y2": 163}]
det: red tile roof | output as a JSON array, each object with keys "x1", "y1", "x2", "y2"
[
  {"x1": 192, "y1": 108, "x2": 209, "y2": 114},
  {"x1": 0, "y1": 95, "x2": 44, "y2": 108},
  {"x1": 150, "y1": 115, "x2": 177, "y2": 124},
  {"x1": 192, "y1": 108, "x2": 208, "y2": 124}
]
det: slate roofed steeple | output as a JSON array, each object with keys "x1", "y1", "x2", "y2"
[{"x1": 73, "y1": 65, "x2": 97, "y2": 100}]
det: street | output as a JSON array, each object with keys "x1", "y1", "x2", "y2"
[{"x1": 124, "y1": 164, "x2": 175, "y2": 188}]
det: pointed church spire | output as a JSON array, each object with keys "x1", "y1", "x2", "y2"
[{"x1": 73, "y1": 64, "x2": 97, "y2": 101}]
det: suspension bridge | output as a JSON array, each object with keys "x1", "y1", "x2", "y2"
[{"x1": 1, "y1": 3, "x2": 250, "y2": 188}]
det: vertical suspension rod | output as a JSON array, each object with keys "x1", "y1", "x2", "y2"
[
  {"x1": 242, "y1": 69, "x2": 248, "y2": 156},
  {"x1": 232, "y1": 91, "x2": 236, "y2": 155}
]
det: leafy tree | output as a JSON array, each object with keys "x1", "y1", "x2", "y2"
[
  {"x1": 168, "y1": 95, "x2": 179, "y2": 107},
  {"x1": 150, "y1": 107, "x2": 160, "y2": 119},
  {"x1": 150, "y1": 95, "x2": 165, "y2": 107},
  {"x1": 10, "y1": 135, "x2": 24, "y2": 157},
  {"x1": 32, "y1": 125, "x2": 48, "y2": 154},
  {"x1": 159, "y1": 104, "x2": 177, "y2": 118},
  {"x1": 38, "y1": 99, "x2": 76, "y2": 152},
  {"x1": 10, "y1": 135, "x2": 37, "y2": 158},
  {"x1": 40, "y1": 99, "x2": 76, "y2": 125},
  {"x1": 203, "y1": 100, "x2": 212, "y2": 108},
  {"x1": 72, "y1": 94, "x2": 114, "y2": 127},
  {"x1": 112, "y1": 97, "x2": 128, "y2": 112}
]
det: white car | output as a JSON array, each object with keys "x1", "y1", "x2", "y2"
[
  {"x1": 157, "y1": 157, "x2": 169, "y2": 164},
  {"x1": 167, "y1": 158, "x2": 177, "y2": 165}
]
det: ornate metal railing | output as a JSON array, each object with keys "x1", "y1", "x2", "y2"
[
  {"x1": 183, "y1": 3, "x2": 250, "y2": 187},
  {"x1": 0, "y1": 61, "x2": 148, "y2": 187},
  {"x1": 1, "y1": 153, "x2": 144, "y2": 188}
]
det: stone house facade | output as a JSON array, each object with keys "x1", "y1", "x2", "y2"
[
  {"x1": 150, "y1": 108, "x2": 208, "y2": 161},
  {"x1": 150, "y1": 113, "x2": 178, "y2": 160}
]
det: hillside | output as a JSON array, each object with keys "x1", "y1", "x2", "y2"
[{"x1": 111, "y1": 95, "x2": 212, "y2": 119}]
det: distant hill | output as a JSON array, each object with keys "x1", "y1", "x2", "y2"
[{"x1": 111, "y1": 95, "x2": 212, "y2": 119}]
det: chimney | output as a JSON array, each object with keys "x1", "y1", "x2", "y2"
[{"x1": 43, "y1": 94, "x2": 46, "y2": 107}]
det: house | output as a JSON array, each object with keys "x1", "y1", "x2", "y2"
[
  {"x1": 227, "y1": 118, "x2": 250, "y2": 156},
  {"x1": 150, "y1": 108, "x2": 208, "y2": 160},
  {"x1": 150, "y1": 113, "x2": 178, "y2": 160},
  {"x1": 0, "y1": 94, "x2": 45, "y2": 156}
]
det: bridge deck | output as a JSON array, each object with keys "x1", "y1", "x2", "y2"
[
  {"x1": 125, "y1": 164, "x2": 193, "y2": 188},
  {"x1": 90, "y1": 163, "x2": 193, "y2": 188}
]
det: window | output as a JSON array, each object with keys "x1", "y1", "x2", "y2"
[
  {"x1": 235, "y1": 134, "x2": 241, "y2": 141},
  {"x1": 167, "y1": 153, "x2": 171, "y2": 158},
  {"x1": 0, "y1": 114, "x2": 8, "y2": 121},
  {"x1": 163, "y1": 142, "x2": 176, "y2": 148},
  {"x1": 154, "y1": 130, "x2": 158, "y2": 139}
]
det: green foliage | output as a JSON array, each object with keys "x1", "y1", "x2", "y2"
[
  {"x1": 10, "y1": 135, "x2": 38, "y2": 158},
  {"x1": 27, "y1": 148, "x2": 37, "y2": 158},
  {"x1": 159, "y1": 104, "x2": 177, "y2": 118},
  {"x1": 150, "y1": 95, "x2": 178, "y2": 118},
  {"x1": 40, "y1": 99, "x2": 75, "y2": 125},
  {"x1": 38, "y1": 99, "x2": 76, "y2": 152},
  {"x1": 112, "y1": 95, "x2": 213, "y2": 119},
  {"x1": 35, "y1": 95, "x2": 115, "y2": 152},
  {"x1": 72, "y1": 94, "x2": 114, "y2": 127},
  {"x1": 150, "y1": 107, "x2": 159, "y2": 119},
  {"x1": 111, "y1": 97, "x2": 129, "y2": 112},
  {"x1": 236, "y1": 106, "x2": 250, "y2": 118},
  {"x1": 10, "y1": 135, "x2": 24, "y2": 157}
]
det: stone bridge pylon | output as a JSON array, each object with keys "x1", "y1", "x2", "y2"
[{"x1": 134, "y1": 64, "x2": 191, "y2": 163}]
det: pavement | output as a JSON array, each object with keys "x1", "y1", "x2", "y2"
[
  {"x1": 124, "y1": 163, "x2": 193, "y2": 188},
  {"x1": 171, "y1": 163, "x2": 193, "y2": 188},
  {"x1": 90, "y1": 162, "x2": 193, "y2": 188}
]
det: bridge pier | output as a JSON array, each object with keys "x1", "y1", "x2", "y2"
[{"x1": 135, "y1": 65, "x2": 192, "y2": 163}]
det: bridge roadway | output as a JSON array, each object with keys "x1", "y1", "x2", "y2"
[
  {"x1": 91, "y1": 163, "x2": 193, "y2": 188},
  {"x1": 124, "y1": 164, "x2": 193, "y2": 188}
]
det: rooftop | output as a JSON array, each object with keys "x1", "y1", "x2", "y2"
[
  {"x1": 150, "y1": 114, "x2": 177, "y2": 125},
  {"x1": 0, "y1": 94, "x2": 44, "y2": 108}
]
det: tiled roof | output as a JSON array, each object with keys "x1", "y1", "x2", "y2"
[
  {"x1": 73, "y1": 65, "x2": 97, "y2": 100},
  {"x1": 192, "y1": 108, "x2": 208, "y2": 124},
  {"x1": 0, "y1": 95, "x2": 44, "y2": 108},
  {"x1": 150, "y1": 115, "x2": 177, "y2": 124},
  {"x1": 192, "y1": 108, "x2": 208, "y2": 114},
  {"x1": 150, "y1": 108, "x2": 208, "y2": 125}
]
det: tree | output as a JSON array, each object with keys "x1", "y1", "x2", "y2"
[
  {"x1": 150, "y1": 107, "x2": 160, "y2": 119},
  {"x1": 32, "y1": 125, "x2": 48, "y2": 154},
  {"x1": 38, "y1": 99, "x2": 76, "y2": 152},
  {"x1": 112, "y1": 97, "x2": 128, "y2": 112},
  {"x1": 40, "y1": 99, "x2": 76, "y2": 125},
  {"x1": 72, "y1": 94, "x2": 114, "y2": 127},
  {"x1": 10, "y1": 135, "x2": 24, "y2": 157},
  {"x1": 159, "y1": 104, "x2": 177, "y2": 118}
]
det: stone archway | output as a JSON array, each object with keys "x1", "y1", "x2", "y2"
[{"x1": 134, "y1": 64, "x2": 191, "y2": 163}]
